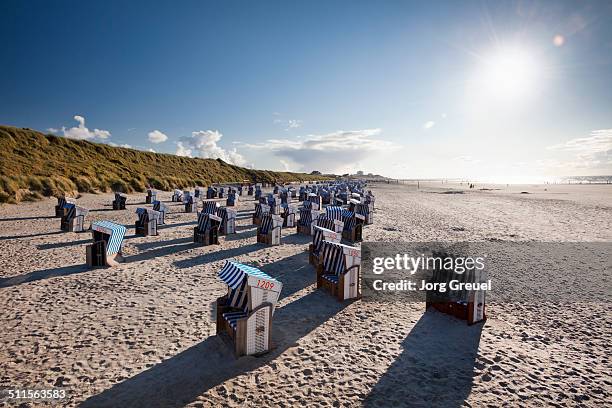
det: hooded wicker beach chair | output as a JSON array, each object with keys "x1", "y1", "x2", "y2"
[
  {"x1": 184, "y1": 193, "x2": 197, "y2": 213},
  {"x1": 257, "y1": 213, "x2": 283, "y2": 246},
  {"x1": 316, "y1": 241, "x2": 361, "y2": 301},
  {"x1": 60, "y1": 203, "x2": 88, "y2": 232},
  {"x1": 267, "y1": 194, "x2": 282, "y2": 215},
  {"x1": 350, "y1": 200, "x2": 373, "y2": 225},
  {"x1": 226, "y1": 191, "x2": 237, "y2": 207},
  {"x1": 217, "y1": 206, "x2": 237, "y2": 235},
  {"x1": 254, "y1": 185, "x2": 262, "y2": 200},
  {"x1": 206, "y1": 186, "x2": 218, "y2": 199},
  {"x1": 281, "y1": 203, "x2": 297, "y2": 228},
  {"x1": 202, "y1": 199, "x2": 220, "y2": 215},
  {"x1": 193, "y1": 211, "x2": 222, "y2": 245},
  {"x1": 216, "y1": 260, "x2": 283, "y2": 357},
  {"x1": 152, "y1": 200, "x2": 167, "y2": 225},
  {"x1": 146, "y1": 188, "x2": 157, "y2": 204},
  {"x1": 305, "y1": 193, "x2": 322, "y2": 210},
  {"x1": 112, "y1": 192, "x2": 127, "y2": 210},
  {"x1": 309, "y1": 225, "x2": 341, "y2": 266},
  {"x1": 253, "y1": 203, "x2": 270, "y2": 226},
  {"x1": 172, "y1": 189, "x2": 183, "y2": 202},
  {"x1": 426, "y1": 253, "x2": 487, "y2": 325},
  {"x1": 341, "y1": 209, "x2": 365, "y2": 242},
  {"x1": 54, "y1": 196, "x2": 74, "y2": 217},
  {"x1": 297, "y1": 208, "x2": 320, "y2": 235},
  {"x1": 87, "y1": 221, "x2": 126, "y2": 267},
  {"x1": 135, "y1": 207, "x2": 160, "y2": 236},
  {"x1": 247, "y1": 185, "x2": 254, "y2": 196}
]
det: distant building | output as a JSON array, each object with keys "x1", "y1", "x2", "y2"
[{"x1": 356, "y1": 170, "x2": 364, "y2": 176}]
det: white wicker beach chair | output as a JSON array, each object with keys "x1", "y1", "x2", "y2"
[
  {"x1": 135, "y1": 207, "x2": 159, "y2": 236},
  {"x1": 309, "y1": 225, "x2": 341, "y2": 266},
  {"x1": 152, "y1": 200, "x2": 167, "y2": 225},
  {"x1": 216, "y1": 260, "x2": 282, "y2": 357},
  {"x1": 112, "y1": 192, "x2": 127, "y2": 210},
  {"x1": 193, "y1": 211, "x2": 221, "y2": 245},
  {"x1": 281, "y1": 204, "x2": 297, "y2": 228},
  {"x1": 253, "y1": 203, "x2": 270, "y2": 226},
  {"x1": 297, "y1": 208, "x2": 320, "y2": 235},
  {"x1": 341, "y1": 209, "x2": 365, "y2": 242},
  {"x1": 54, "y1": 196, "x2": 74, "y2": 217},
  {"x1": 184, "y1": 194, "x2": 197, "y2": 213},
  {"x1": 146, "y1": 188, "x2": 157, "y2": 204},
  {"x1": 316, "y1": 241, "x2": 361, "y2": 301},
  {"x1": 87, "y1": 221, "x2": 126, "y2": 267},
  {"x1": 257, "y1": 213, "x2": 283, "y2": 246},
  {"x1": 217, "y1": 206, "x2": 237, "y2": 235},
  {"x1": 60, "y1": 203, "x2": 88, "y2": 232},
  {"x1": 172, "y1": 189, "x2": 183, "y2": 202}
]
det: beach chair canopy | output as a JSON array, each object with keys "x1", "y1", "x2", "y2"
[
  {"x1": 313, "y1": 225, "x2": 341, "y2": 253},
  {"x1": 202, "y1": 200, "x2": 220, "y2": 214},
  {"x1": 326, "y1": 206, "x2": 344, "y2": 221},
  {"x1": 255, "y1": 203, "x2": 270, "y2": 217},
  {"x1": 260, "y1": 213, "x2": 282, "y2": 234},
  {"x1": 197, "y1": 212, "x2": 221, "y2": 232},
  {"x1": 219, "y1": 260, "x2": 281, "y2": 291},
  {"x1": 321, "y1": 241, "x2": 362, "y2": 277},
  {"x1": 91, "y1": 220, "x2": 126, "y2": 255},
  {"x1": 63, "y1": 202, "x2": 89, "y2": 218}
]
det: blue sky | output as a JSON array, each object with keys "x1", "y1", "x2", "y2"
[{"x1": 2, "y1": 0, "x2": 611, "y2": 180}]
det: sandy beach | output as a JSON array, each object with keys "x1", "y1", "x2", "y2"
[{"x1": 1, "y1": 183, "x2": 611, "y2": 407}]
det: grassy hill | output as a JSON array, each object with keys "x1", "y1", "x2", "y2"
[{"x1": 0, "y1": 125, "x2": 330, "y2": 203}]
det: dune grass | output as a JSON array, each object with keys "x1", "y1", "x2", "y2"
[{"x1": 0, "y1": 125, "x2": 329, "y2": 203}]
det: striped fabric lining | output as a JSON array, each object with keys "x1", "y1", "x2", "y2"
[
  {"x1": 312, "y1": 226, "x2": 334, "y2": 254},
  {"x1": 298, "y1": 209, "x2": 313, "y2": 226},
  {"x1": 254, "y1": 203, "x2": 270, "y2": 218},
  {"x1": 316, "y1": 216, "x2": 335, "y2": 231},
  {"x1": 341, "y1": 210, "x2": 357, "y2": 231},
  {"x1": 63, "y1": 203, "x2": 89, "y2": 219},
  {"x1": 196, "y1": 212, "x2": 221, "y2": 232},
  {"x1": 202, "y1": 200, "x2": 219, "y2": 214},
  {"x1": 326, "y1": 206, "x2": 344, "y2": 221},
  {"x1": 218, "y1": 260, "x2": 279, "y2": 290},
  {"x1": 321, "y1": 241, "x2": 347, "y2": 276},
  {"x1": 91, "y1": 220, "x2": 126, "y2": 255},
  {"x1": 228, "y1": 278, "x2": 248, "y2": 309},
  {"x1": 259, "y1": 214, "x2": 274, "y2": 234}
]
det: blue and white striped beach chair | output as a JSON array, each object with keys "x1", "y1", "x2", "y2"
[
  {"x1": 254, "y1": 185, "x2": 262, "y2": 200},
  {"x1": 247, "y1": 185, "x2": 254, "y2": 196},
  {"x1": 193, "y1": 211, "x2": 221, "y2": 245},
  {"x1": 305, "y1": 193, "x2": 321, "y2": 210},
  {"x1": 217, "y1": 206, "x2": 237, "y2": 235},
  {"x1": 267, "y1": 194, "x2": 282, "y2": 215},
  {"x1": 87, "y1": 221, "x2": 126, "y2": 267},
  {"x1": 60, "y1": 202, "x2": 88, "y2": 232},
  {"x1": 135, "y1": 207, "x2": 159, "y2": 236},
  {"x1": 54, "y1": 196, "x2": 74, "y2": 217},
  {"x1": 341, "y1": 209, "x2": 365, "y2": 242},
  {"x1": 207, "y1": 186, "x2": 218, "y2": 199},
  {"x1": 202, "y1": 200, "x2": 220, "y2": 215},
  {"x1": 257, "y1": 213, "x2": 283, "y2": 245},
  {"x1": 309, "y1": 225, "x2": 342, "y2": 266},
  {"x1": 184, "y1": 194, "x2": 197, "y2": 213},
  {"x1": 281, "y1": 204, "x2": 297, "y2": 228},
  {"x1": 172, "y1": 189, "x2": 183, "y2": 202},
  {"x1": 226, "y1": 192, "x2": 237, "y2": 207},
  {"x1": 253, "y1": 203, "x2": 270, "y2": 226},
  {"x1": 297, "y1": 208, "x2": 320, "y2": 235},
  {"x1": 216, "y1": 260, "x2": 283, "y2": 357},
  {"x1": 152, "y1": 200, "x2": 167, "y2": 225},
  {"x1": 146, "y1": 188, "x2": 157, "y2": 204},
  {"x1": 350, "y1": 199, "x2": 373, "y2": 225},
  {"x1": 112, "y1": 192, "x2": 127, "y2": 210},
  {"x1": 316, "y1": 241, "x2": 361, "y2": 301}
]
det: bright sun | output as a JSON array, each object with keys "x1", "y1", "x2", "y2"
[{"x1": 479, "y1": 47, "x2": 539, "y2": 100}]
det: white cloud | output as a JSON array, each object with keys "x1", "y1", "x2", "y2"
[
  {"x1": 47, "y1": 128, "x2": 59, "y2": 133},
  {"x1": 547, "y1": 129, "x2": 612, "y2": 153},
  {"x1": 175, "y1": 130, "x2": 246, "y2": 166},
  {"x1": 241, "y1": 128, "x2": 393, "y2": 173},
  {"x1": 148, "y1": 148, "x2": 156, "y2": 153},
  {"x1": 56, "y1": 115, "x2": 111, "y2": 140},
  {"x1": 148, "y1": 130, "x2": 168, "y2": 144},
  {"x1": 286, "y1": 120, "x2": 302, "y2": 130},
  {"x1": 546, "y1": 129, "x2": 612, "y2": 170},
  {"x1": 423, "y1": 121, "x2": 435, "y2": 130}
]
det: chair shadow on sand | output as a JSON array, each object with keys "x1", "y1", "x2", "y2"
[
  {"x1": 80, "y1": 276, "x2": 347, "y2": 407},
  {"x1": 363, "y1": 310, "x2": 484, "y2": 408},
  {"x1": 0, "y1": 264, "x2": 89, "y2": 288},
  {"x1": 0, "y1": 215, "x2": 56, "y2": 222}
]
